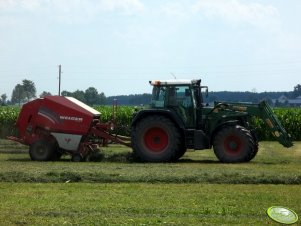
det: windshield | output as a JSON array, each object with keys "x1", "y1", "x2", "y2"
[
  {"x1": 151, "y1": 85, "x2": 196, "y2": 126},
  {"x1": 151, "y1": 86, "x2": 194, "y2": 107}
]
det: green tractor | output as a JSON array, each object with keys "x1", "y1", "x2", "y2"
[{"x1": 131, "y1": 79, "x2": 293, "y2": 163}]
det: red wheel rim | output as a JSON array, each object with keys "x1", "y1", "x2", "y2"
[
  {"x1": 223, "y1": 135, "x2": 242, "y2": 156},
  {"x1": 144, "y1": 127, "x2": 168, "y2": 153}
]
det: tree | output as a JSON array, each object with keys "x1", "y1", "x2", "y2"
[
  {"x1": 84, "y1": 87, "x2": 99, "y2": 105},
  {"x1": 40, "y1": 91, "x2": 52, "y2": 98},
  {"x1": 61, "y1": 88, "x2": 106, "y2": 105},
  {"x1": 22, "y1": 79, "x2": 36, "y2": 102},
  {"x1": 0, "y1": 94, "x2": 7, "y2": 105},
  {"x1": 11, "y1": 84, "x2": 26, "y2": 106},
  {"x1": 293, "y1": 84, "x2": 301, "y2": 98},
  {"x1": 98, "y1": 92, "x2": 106, "y2": 105},
  {"x1": 72, "y1": 90, "x2": 86, "y2": 103},
  {"x1": 61, "y1": 91, "x2": 72, "y2": 97}
]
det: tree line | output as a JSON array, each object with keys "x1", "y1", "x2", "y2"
[
  {"x1": 0, "y1": 79, "x2": 107, "y2": 106},
  {"x1": 1, "y1": 79, "x2": 301, "y2": 106}
]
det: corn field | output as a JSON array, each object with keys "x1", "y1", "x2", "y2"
[
  {"x1": 0, "y1": 106, "x2": 20, "y2": 138},
  {"x1": 0, "y1": 106, "x2": 300, "y2": 140},
  {"x1": 94, "y1": 105, "x2": 135, "y2": 136},
  {"x1": 252, "y1": 108, "x2": 301, "y2": 141}
]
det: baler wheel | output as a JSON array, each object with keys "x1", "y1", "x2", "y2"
[
  {"x1": 51, "y1": 151, "x2": 63, "y2": 161},
  {"x1": 29, "y1": 139, "x2": 55, "y2": 161},
  {"x1": 131, "y1": 115, "x2": 181, "y2": 162},
  {"x1": 72, "y1": 154, "x2": 83, "y2": 162},
  {"x1": 213, "y1": 125, "x2": 256, "y2": 163}
]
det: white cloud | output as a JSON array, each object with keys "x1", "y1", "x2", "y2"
[
  {"x1": 0, "y1": 0, "x2": 17, "y2": 10},
  {"x1": 20, "y1": 0, "x2": 41, "y2": 11},
  {"x1": 160, "y1": 2, "x2": 190, "y2": 19},
  {"x1": 0, "y1": 0, "x2": 145, "y2": 18},
  {"x1": 192, "y1": 0, "x2": 280, "y2": 29},
  {"x1": 101, "y1": 0, "x2": 144, "y2": 14},
  {"x1": 0, "y1": 0, "x2": 42, "y2": 11},
  {"x1": 0, "y1": 0, "x2": 146, "y2": 27}
]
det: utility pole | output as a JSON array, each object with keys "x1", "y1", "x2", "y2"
[{"x1": 58, "y1": 65, "x2": 61, "y2": 96}]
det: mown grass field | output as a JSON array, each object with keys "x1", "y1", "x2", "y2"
[{"x1": 0, "y1": 140, "x2": 300, "y2": 225}]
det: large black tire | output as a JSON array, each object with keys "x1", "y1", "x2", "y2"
[
  {"x1": 213, "y1": 125, "x2": 256, "y2": 163},
  {"x1": 249, "y1": 131, "x2": 259, "y2": 161},
  {"x1": 174, "y1": 140, "x2": 187, "y2": 160},
  {"x1": 72, "y1": 154, "x2": 83, "y2": 162},
  {"x1": 131, "y1": 115, "x2": 181, "y2": 162},
  {"x1": 51, "y1": 149, "x2": 63, "y2": 161},
  {"x1": 29, "y1": 139, "x2": 56, "y2": 161}
]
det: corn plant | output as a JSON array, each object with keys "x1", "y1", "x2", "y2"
[
  {"x1": 274, "y1": 108, "x2": 301, "y2": 141},
  {"x1": 0, "y1": 106, "x2": 20, "y2": 137},
  {"x1": 94, "y1": 105, "x2": 135, "y2": 136},
  {"x1": 251, "y1": 108, "x2": 301, "y2": 141}
]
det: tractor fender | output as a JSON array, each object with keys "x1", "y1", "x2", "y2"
[{"x1": 131, "y1": 109, "x2": 186, "y2": 130}]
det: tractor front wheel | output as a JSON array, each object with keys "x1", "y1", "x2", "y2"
[
  {"x1": 213, "y1": 125, "x2": 256, "y2": 163},
  {"x1": 131, "y1": 115, "x2": 181, "y2": 162}
]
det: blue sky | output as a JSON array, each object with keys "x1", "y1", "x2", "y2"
[{"x1": 0, "y1": 0, "x2": 300, "y2": 98}]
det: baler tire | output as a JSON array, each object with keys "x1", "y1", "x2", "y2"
[
  {"x1": 51, "y1": 150, "x2": 63, "y2": 161},
  {"x1": 131, "y1": 115, "x2": 181, "y2": 162},
  {"x1": 29, "y1": 139, "x2": 55, "y2": 161},
  {"x1": 72, "y1": 154, "x2": 83, "y2": 162},
  {"x1": 213, "y1": 125, "x2": 255, "y2": 163}
]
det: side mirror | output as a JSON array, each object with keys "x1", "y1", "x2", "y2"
[{"x1": 201, "y1": 86, "x2": 209, "y2": 98}]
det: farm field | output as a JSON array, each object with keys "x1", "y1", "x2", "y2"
[{"x1": 0, "y1": 140, "x2": 300, "y2": 225}]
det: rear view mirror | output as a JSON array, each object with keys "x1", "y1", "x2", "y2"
[{"x1": 201, "y1": 86, "x2": 208, "y2": 97}]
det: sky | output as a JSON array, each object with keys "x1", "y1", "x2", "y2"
[{"x1": 0, "y1": 0, "x2": 301, "y2": 98}]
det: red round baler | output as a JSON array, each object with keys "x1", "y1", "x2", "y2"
[{"x1": 8, "y1": 96, "x2": 130, "y2": 161}]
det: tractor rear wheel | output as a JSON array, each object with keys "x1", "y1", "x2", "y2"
[
  {"x1": 131, "y1": 115, "x2": 181, "y2": 162},
  {"x1": 29, "y1": 139, "x2": 55, "y2": 161},
  {"x1": 213, "y1": 125, "x2": 256, "y2": 163},
  {"x1": 174, "y1": 141, "x2": 187, "y2": 160}
]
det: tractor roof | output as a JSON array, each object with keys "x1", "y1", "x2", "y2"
[{"x1": 149, "y1": 79, "x2": 201, "y2": 86}]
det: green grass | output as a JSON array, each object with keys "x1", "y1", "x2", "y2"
[
  {"x1": 0, "y1": 141, "x2": 300, "y2": 184},
  {"x1": 0, "y1": 183, "x2": 300, "y2": 225},
  {"x1": 0, "y1": 140, "x2": 300, "y2": 225}
]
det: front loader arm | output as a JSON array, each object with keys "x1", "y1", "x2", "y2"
[{"x1": 213, "y1": 101, "x2": 293, "y2": 148}]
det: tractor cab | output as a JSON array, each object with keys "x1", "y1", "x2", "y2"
[{"x1": 149, "y1": 79, "x2": 206, "y2": 128}]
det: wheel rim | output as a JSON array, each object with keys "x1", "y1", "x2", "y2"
[
  {"x1": 36, "y1": 145, "x2": 47, "y2": 156},
  {"x1": 223, "y1": 135, "x2": 242, "y2": 156},
  {"x1": 144, "y1": 127, "x2": 168, "y2": 153}
]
